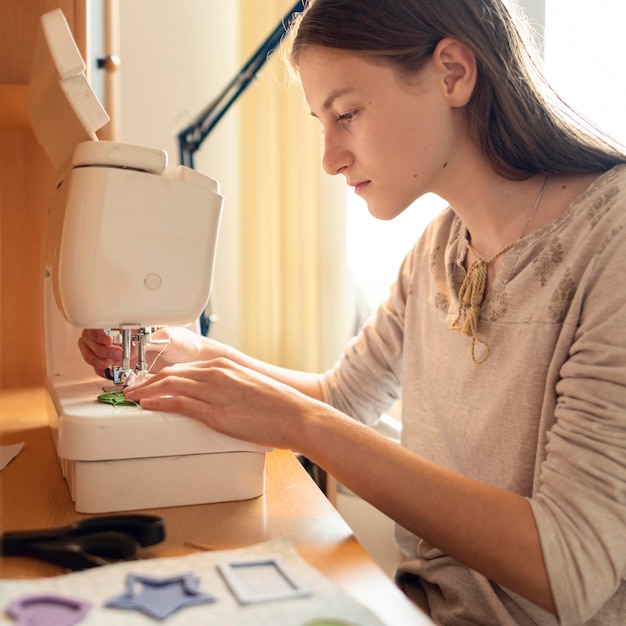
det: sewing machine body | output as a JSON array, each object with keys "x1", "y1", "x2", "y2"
[{"x1": 30, "y1": 9, "x2": 267, "y2": 513}]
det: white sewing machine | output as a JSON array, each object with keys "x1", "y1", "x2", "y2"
[{"x1": 28, "y1": 9, "x2": 268, "y2": 514}]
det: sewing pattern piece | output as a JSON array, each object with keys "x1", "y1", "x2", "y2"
[
  {"x1": 105, "y1": 572, "x2": 216, "y2": 620},
  {"x1": 6, "y1": 593, "x2": 91, "y2": 626}
]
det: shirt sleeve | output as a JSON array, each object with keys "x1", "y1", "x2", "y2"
[
  {"x1": 529, "y1": 222, "x2": 626, "y2": 625},
  {"x1": 318, "y1": 246, "x2": 415, "y2": 426}
]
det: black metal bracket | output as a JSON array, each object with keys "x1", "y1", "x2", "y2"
[{"x1": 177, "y1": 1, "x2": 305, "y2": 169}]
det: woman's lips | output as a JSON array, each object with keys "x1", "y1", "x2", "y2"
[{"x1": 354, "y1": 181, "x2": 370, "y2": 195}]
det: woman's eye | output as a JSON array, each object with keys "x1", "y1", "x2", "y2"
[{"x1": 337, "y1": 111, "x2": 356, "y2": 123}]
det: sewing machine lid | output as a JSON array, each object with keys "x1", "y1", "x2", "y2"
[
  {"x1": 72, "y1": 141, "x2": 169, "y2": 174},
  {"x1": 29, "y1": 9, "x2": 110, "y2": 171}
]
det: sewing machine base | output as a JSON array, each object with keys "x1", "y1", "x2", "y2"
[{"x1": 46, "y1": 376, "x2": 268, "y2": 514}]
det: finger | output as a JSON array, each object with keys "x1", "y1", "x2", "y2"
[
  {"x1": 124, "y1": 372, "x2": 202, "y2": 400},
  {"x1": 80, "y1": 330, "x2": 120, "y2": 357},
  {"x1": 128, "y1": 387, "x2": 275, "y2": 448},
  {"x1": 124, "y1": 377, "x2": 216, "y2": 421},
  {"x1": 131, "y1": 393, "x2": 203, "y2": 417},
  {"x1": 124, "y1": 359, "x2": 221, "y2": 390},
  {"x1": 134, "y1": 393, "x2": 251, "y2": 440},
  {"x1": 150, "y1": 327, "x2": 173, "y2": 343},
  {"x1": 82, "y1": 328, "x2": 115, "y2": 348},
  {"x1": 77, "y1": 334, "x2": 118, "y2": 373}
]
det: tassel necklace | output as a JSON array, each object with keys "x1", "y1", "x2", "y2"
[{"x1": 450, "y1": 175, "x2": 550, "y2": 364}]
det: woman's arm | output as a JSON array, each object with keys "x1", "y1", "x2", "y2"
[
  {"x1": 303, "y1": 405, "x2": 556, "y2": 616},
  {"x1": 123, "y1": 358, "x2": 557, "y2": 616}
]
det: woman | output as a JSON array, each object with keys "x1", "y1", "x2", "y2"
[{"x1": 80, "y1": 0, "x2": 626, "y2": 623}]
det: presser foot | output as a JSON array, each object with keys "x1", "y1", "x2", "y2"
[
  {"x1": 104, "y1": 327, "x2": 154, "y2": 387},
  {"x1": 104, "y1": 366, "x2": 137, "y2": 387}
]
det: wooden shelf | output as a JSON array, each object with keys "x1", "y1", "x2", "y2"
[
  {"x1": 0, "y1": 84, "x2": 30, "y2": 130},
  {"x1": 0, "y1": 0, "x2": 86, "y2": 389}
]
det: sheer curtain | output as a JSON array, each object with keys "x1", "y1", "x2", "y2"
[{"x1": 238, "y1": 1, "x2": 352, "y2": 372}]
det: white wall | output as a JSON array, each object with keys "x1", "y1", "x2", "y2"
[
  {"x1": 544, "y1": 0, "x2": 626, "y2": 145},
  {"x1": 117, "y1": 1, "x2": 243, "y2": 347}
]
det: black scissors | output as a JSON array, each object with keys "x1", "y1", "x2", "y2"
[{"x1": 0, "y1": 514, "x2": 165, "y2": 571}]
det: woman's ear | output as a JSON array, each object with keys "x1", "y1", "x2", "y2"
[{"x1": 432, "y1": 37, "x2": 477, "y2": 107}]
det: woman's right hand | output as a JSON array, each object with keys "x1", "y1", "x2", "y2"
[{"x1": 77, "y1": 327, "x2": 209, "y2": 379}]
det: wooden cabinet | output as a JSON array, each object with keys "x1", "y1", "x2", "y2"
[{"x1": 0, "y1": 1, "x2": 86, "y2": 388}]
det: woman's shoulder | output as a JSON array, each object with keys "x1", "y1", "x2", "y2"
[
  {"x1": 562, "y1": 165, "x2": 626, "y2": 244},
  {"x1": 572, "y1": 164, "x2": 626, "y2": 209}
]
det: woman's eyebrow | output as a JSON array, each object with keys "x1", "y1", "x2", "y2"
[{"x1": 310, "y1": 88, "x2": 355, "y2": 118}]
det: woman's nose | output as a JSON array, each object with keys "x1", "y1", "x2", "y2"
[{"x1": 322, "y1": 129, "x2": 351, "y2": 176}]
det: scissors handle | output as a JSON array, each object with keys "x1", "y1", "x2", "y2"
[
  {"x1": 65, "y1": 514, "x2": 165, "y2": 546},
  {"x1": 1, "y1": 514, "x2": 165, "y2": 570},
  {"x1": 3, "y1": 530, "x2": 140, "y2": 570}
]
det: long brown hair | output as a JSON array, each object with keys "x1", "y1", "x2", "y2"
[{"x1": 285, "y1": 0, "x2": 626, "y2": 180}]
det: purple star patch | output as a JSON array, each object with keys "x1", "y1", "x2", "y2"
[{"x1": 105, "y1": 572, "x2": 216, "y2": 620}]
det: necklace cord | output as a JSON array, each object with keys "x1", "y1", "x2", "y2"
[{"x1": 450, "y1": 175, "x2": 550, "y2": 363}]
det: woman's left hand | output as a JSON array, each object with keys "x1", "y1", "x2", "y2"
[{"x1": 123, "y1": 358, "x2": 314, "y2": 450}]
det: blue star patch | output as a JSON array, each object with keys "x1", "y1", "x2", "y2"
[{"x1": 105, "y1": 572, "x2": 216, "y2": 620}]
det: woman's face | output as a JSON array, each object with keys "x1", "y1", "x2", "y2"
[{"x1": 298, "y1": 46, "x2": 458, "y2": 220}]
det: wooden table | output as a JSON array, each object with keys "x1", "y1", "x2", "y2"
[{"x1": 0, "y1": 386, "x2": 429, "y2": 624}]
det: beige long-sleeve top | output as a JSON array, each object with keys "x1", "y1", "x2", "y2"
[{"x1": 319, "y1": 166, "x2": 626, "y2": 625}]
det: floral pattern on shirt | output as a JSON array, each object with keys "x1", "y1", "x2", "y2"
[
  {"x1": 533, "y1": 239, "x2": 564, "y2": 287},
  {"x1": 588, "y1": 185, "x2": 619, "y2": 229},
  {"x1": 548, "y1": 269, "x2": 577, "y2": 322}
]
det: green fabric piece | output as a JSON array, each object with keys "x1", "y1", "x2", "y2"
[{"x1": 97, "y1": 392, "x2": 138, "y2": 407}]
